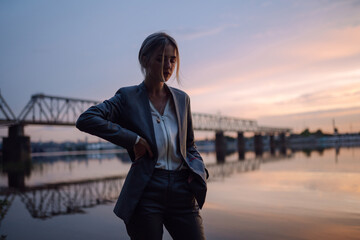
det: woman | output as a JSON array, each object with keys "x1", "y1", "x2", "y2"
[{"x1": 76, "y1": 32, "x2": 208, "y2": 240}]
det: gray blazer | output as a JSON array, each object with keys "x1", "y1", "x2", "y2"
[{"x1": 76, "y1": 82, "x2": 208, "y2": 224}]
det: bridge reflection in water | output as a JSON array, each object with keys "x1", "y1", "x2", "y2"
[{"x1": 0, "y1": 151, "x2": 290, "y2": 220}]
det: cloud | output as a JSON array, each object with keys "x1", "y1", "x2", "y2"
[
  {"x1": 175, "y1": 24, "x2": 238, "y2": 41},
  {"x1": 257, "y1": 105, "x2": 360, "y2": 133},
  {"x1": 283, "y1": 26, "x2": 360, "y2": 61},
  {"x1": 271, "y1": 82, "x2": 360, "y2": 112},
  {"x1": 185, "y1": 84, "x2": 221, "y2": 96},
  {"x1": 261, "y1": 105, "x2": 360, "y2": 119},
  {"x1": 183, "y1": 21, "x2": 360, "y2": 132},
  {"x1": 184, "y1": 25, "x2": 360, "y2": 107}
]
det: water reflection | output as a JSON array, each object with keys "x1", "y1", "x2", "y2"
[
  {"x1": 204, "y1": 147, "x2": 360, "y2": 240},
  {"x1": 0, "y1": 149, "x2": 291, "y2": 220},
  {"x1": 17, "y1": 176, "x2": 123, "y2": 219},
  {"x1": 1, "y1": 159, "x2": 31, "y2": 189},
  {"x1": 1, "y1": 147, "x2": 359, "y2": 240}
]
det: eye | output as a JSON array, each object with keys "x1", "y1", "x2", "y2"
[{"x1": 170, "y1": 58, "x2": 176, "y2": 63}]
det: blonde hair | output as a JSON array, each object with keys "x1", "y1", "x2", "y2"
[{"x1": 138, "y1": 32, "x2": 180, "y2": 82}]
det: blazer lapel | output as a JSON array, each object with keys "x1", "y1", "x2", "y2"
[
  {"x1": 166, "y1": 85, "x2": 185, "y2": 159},
  {"x1": 137, "y1": 82, "x2": 158, "y2": 158}
]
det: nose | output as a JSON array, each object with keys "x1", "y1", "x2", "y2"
[{"x1": 164, "y1": 59, "x2": 171, "y2": 69}]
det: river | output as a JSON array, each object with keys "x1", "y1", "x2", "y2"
[{"x1": 1, "y1": 147, "x2": 359, "y2": 239}]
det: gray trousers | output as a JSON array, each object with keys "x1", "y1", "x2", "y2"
[{"x1": 125, "y1": 169, "x2": 205, "y2": 240}]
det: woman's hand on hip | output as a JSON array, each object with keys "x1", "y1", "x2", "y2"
[{"x1": 133, "y1": 137, "x2": 154, "y2": 161}]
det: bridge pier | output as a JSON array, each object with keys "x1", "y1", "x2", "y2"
[
  {"x1": 2, "y1": 124, "x2": 31, "y2": 188},
  {"x1": 278, "y1": 132, "x2": 287, "y2": 155},
  {"x1": 215, "y1": 131, "x2": 226, "y2": 162},
  {"x1": 269, "y1": 134, "x2": 275, "y2": 155},
  {"x1": 3, "y1": 124, "x2": 31, "y2": 162},
  {"x1": 237, "y1": 132, "x2": 245, "y2": 160},
  {"x1": 254, "y1": 133, "x2": 263, "y2": 156}
]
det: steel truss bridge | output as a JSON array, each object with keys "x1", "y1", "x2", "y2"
[
  {"x1": 0, "y1": 92, "x2": 291, "y2": 133},
  {"x1": 0, "y1": 155, "x2": 288, "y2": 220}
]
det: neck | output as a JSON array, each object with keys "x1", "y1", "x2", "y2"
[{"x1": 144, "y1": 77, "x2": 166, "y2": 96}]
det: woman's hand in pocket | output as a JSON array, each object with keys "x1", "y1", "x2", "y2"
[{"x1": 133, "y1": 137, "x2": 153, "y2": 161}]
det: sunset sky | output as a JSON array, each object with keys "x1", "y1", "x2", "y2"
[{"x1": 1, "y1": 0, "x2": 360, "y2": 142}]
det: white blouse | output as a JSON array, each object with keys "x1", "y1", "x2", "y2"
[{"x1": 149, "y1": 99, "x2": 185, "y2": 170}]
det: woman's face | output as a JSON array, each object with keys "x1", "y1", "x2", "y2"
[{"x1": 147, "y1": 44, "x2": 177, "y2": 82}]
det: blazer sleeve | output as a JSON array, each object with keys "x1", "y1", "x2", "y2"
[
  {"x1": 186, "y1": 97, "x2": 209, "y2": 179},
  {"x1": 76, "y1": 91, "x2": 138, "y2": 150}
]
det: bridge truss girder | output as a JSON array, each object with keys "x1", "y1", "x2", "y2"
[
  {"x1": 0, "y1": 90, "x2": 16, "y2": 125},
  {"x1": 17, "y1": 94, "x2": 100, "y2": 126},
  {"x1": 192, "y1": 112, "x2": 259, "y2": 132}
]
